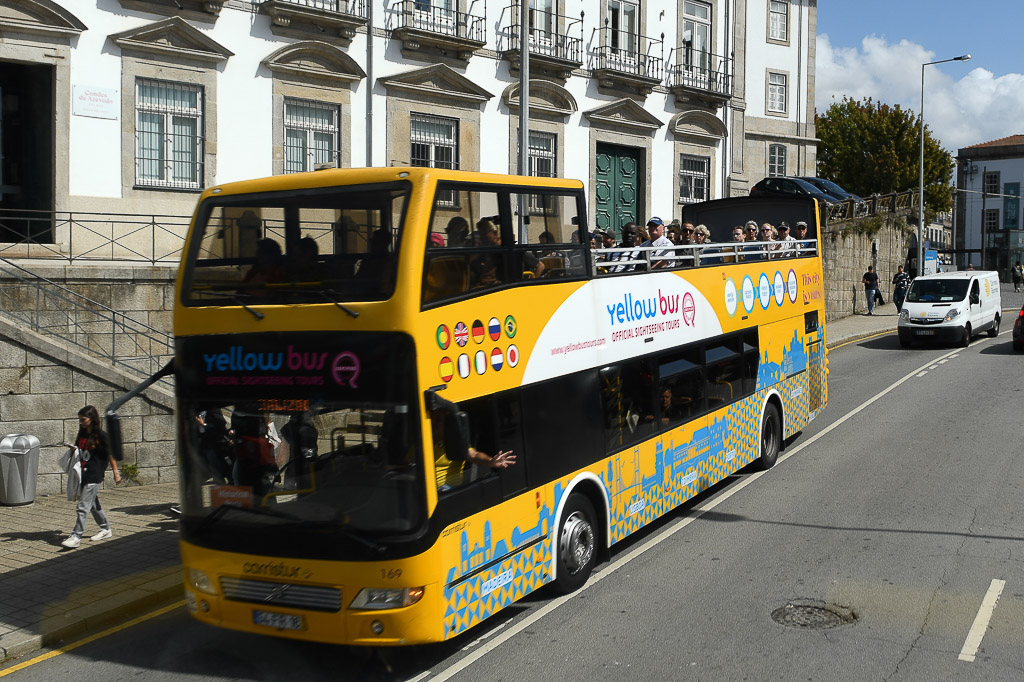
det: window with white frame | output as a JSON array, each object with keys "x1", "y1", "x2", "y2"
[
  {"x1": 768, "y1": 72, "x2": 787, "y2": 113},
  {"x1": 528, "y1": 131, "x2": 556, "y2": 178},
  {"x1": 135, "y1": 78, "x2": 204, "y2": 189},
  {"x1": 284, "y1": 98, "x2": 340, "y2": 174},
  {"x1": 769, "y1": 0, "x2": 788, "y2": 42},
  {"x1": 678, "y1": 154, "x2": 710, "y2": 204},
  {"x1": 983, "y1": 209, "x2": 999, "y2": 233},
  {"x1": 527, "y1": 130, "x2": 557, "y2": 212},
  {"x1": 608, "y1": 0, "x2": 637, "y2": 53},
  {"x1": 411, "y1": 113, "x2": 459, "y2": 205},
  {"x1": 768, "y1": 144, "x2": 786, "y2": 176},
  {"x1": 682, "y1": 1, "x2": 712, "y2": 73},
  {"x1": 983, "y1": 171, "x2": 1000, "y2": 195}
]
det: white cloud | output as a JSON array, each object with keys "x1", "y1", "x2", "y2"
[{"x1": 815, "y1": 34, "x2": 1024, "y2": 153}]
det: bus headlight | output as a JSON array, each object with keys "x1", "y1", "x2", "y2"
[
  {"x1": 944, "y1": 309, "x2": 961, "y2": 321},
  {"x1": 349, "y1": 587, "x2": 425, "y2": 610},
  {"x1": 188, "y1": 568, "x2": 217, "y2": 595}
]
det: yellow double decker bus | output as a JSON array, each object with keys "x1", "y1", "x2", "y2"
[{"x1": 147, "y1": 167, "x2": 827, "y2": 646}]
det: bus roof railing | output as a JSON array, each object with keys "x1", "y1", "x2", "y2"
[{"x1": 591, "y1": 239, "x2": 818, "y2": 275}]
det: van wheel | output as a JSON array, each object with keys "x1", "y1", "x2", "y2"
[
  {"x1": 961, "y1": 324, "x2": 972, "y2": 348},
  {"x1": 553, "y1": 494, "x2": 597, "y2": 594},
  {"x1": 898, "y1": 332, "x2": 912, "y2": 348},
  {"x1": 988, "y1": 315, "x2": 1000, "y2": 337},
  {"x1": 756, "y1": 403, "x2": 781, "y2": 470}
]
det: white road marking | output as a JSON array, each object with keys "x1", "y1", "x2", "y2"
[
  {"x1": 422, "y1": 346, "x2": 970, "y2": 681},
  {"x1": 958, "y1": 579, "x2": 1006, "y2": 662},
  {"x1": 916, "y1": 371, "x2": 928, "y2": 377},
  {"x1": 939, "y1": 359, "x2": 949, "y2": 364},
  {"x1": 928, "y1": 364, "x2": 938, "y2": 370}
]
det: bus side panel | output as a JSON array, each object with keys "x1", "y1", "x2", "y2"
[
  {"x1": 603, "y1": 416, "x2": 708, "y2": 544},
  {"x1": 438, "y1": 488, "x2": 553, "y2": 640}
]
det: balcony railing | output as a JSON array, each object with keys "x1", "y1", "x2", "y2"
[
  {"x1": 500, "y1": 7, "x2": 583, "y2": 66},
  {"x1": 0, "y1": 209, "x2": 190, "y2": 264},
  {"x1": 393, "y1": 0, "x2": 485, "y2": 43},
  {"x1": 265, "y1": 0, "x2": 366, "y2": 19},
  {"x1": 592, "y1": 26, "x2": 663, "y2": 82},
  {"x1": 668, "y1": 50, "x2": 733, "y2": 100}
]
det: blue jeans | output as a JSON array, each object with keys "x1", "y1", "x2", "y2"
[
  {"x1": 866, "y1": 287, "x2": 877, "y2": 313},
  {"x1": 72, "y1": 482, "x2": 110, "y2": 538}
]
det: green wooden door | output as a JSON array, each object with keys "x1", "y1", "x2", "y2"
[{"x1": 594, "y1": 144, "x2": 641, "y2": 237}]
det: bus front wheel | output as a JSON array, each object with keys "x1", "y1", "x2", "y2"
[
  {"x1": 553, "y1": 494, "x2": 597, "y2": 594},
  {"x1": 756, "y1": 403, "x2": 781, "y2": 470}
]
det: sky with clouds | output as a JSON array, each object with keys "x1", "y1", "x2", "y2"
[{"x1": 815, "y1": 1, "x2": 1024, "y2": 156}]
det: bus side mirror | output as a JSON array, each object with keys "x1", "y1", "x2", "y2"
[
  {"x1": 444, "y1": 411, "x2": 471, "y2": 462},
  {"x1": 105, "y1": 410, "x2": 125, "y2": 462}
]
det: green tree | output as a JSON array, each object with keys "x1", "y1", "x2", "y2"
[{"x1": 815, "y1": 96, "x2": 954, "y2": 217}]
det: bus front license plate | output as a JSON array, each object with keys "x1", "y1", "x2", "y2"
[
  {"x1": 916, "y1": 330, "x2": 935, "y2": 336},
  {"x1": 253, "y1": 610, "x2": 304, "y2": 631}
]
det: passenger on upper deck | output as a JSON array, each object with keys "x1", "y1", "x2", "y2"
[
  {"x1": 607, "y1": 223, "x2": 639, "y2": 273},
  {"x1": 693, "y1": 224, "x2": 716, "y2": 264},
  {"x1": 775, "y1": 222, "x2": 797, "y2": 257},
  {"x1": 641, "y1": 217, "x2": 673, "y2": 269},
  {"x1": 445, "y1": 217, "x2": 470, "y2": 247},
  {"x1": 793, "y1": 221, "x2": 810, "y2": 255},
  {"x1": 241, "y1": 238, "x2": 286, "y2": 294},
  {"x1": 721, "y1": 226, "x2": 746, "y2": 263}
]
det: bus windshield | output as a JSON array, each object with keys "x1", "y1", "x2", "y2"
[
  {"x1": 905, "y1": 278, "x2": 969, "y2": 303},
  {"x1": 176, "y1": 331, "x2": 424, "y2": 551},
  {"x1": 183, "y1": 181, "x2": 410, "y2": 305}
]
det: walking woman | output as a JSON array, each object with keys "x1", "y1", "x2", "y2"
[{"x1": 62, "y1": 405, "x2": 121, "y2": 548}]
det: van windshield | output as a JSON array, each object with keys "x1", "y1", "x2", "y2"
[{"x1": 905, "y1": 279, "x2": 969, "y2": 303}]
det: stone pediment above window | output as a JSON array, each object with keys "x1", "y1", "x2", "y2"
[
  {"x1": 583, "y1": 98, "x2": 663, "y2": 134},
  {"x1": 260, "y1": 0, "x2": 367, "y2": 45},
  {"x1": 0, "y1": 0, "x2": 87, "y2": 39},
  {"x1": 262, "y1": 41, "x2": 366, "y2": 86},
  {"x1": 109, "y1": 17, "x2": 233, "y2": 65},
  {"x1": 501, "y1": 80, "x2": 577, "y2": 122},
  {"x1": 669, "y1": 111, "x2": 728, "y2": 143},
  {"x1": 118, "y1": 0, "x2": 226, "y2": 22},
  {"x1": 380, "y1": 63, "x2": 493, "y2": 107}
]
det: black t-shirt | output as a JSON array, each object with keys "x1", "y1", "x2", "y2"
[
  {"x1": 78, "y1": 431, "x2": 110, "y2": 485},
  {"x1": 862, "y1": 271, "x2": 879, "y2": 290}
]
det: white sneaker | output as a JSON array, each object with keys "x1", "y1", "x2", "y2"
[
  {"x1": 91, "y1": 528, "x2": 113, "y2": 541},
  {"x1": 61, "y1": 535, "x2": 81, "y2": 548}
]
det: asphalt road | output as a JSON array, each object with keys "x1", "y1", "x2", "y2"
[{"x1": 5, "y1": 328, "x2": 1023, "y2": 681}]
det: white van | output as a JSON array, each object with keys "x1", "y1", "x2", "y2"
[{"x1": 897, "y1": 271, "x2": 1001, "y2": 347}]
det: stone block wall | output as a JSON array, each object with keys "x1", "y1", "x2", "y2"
[
  {"x1": 821, "y1": 216, "x2": 911, "y2": 321},
  {"x1": 0, "y1": 263, "x2": 177, "y2": 498}
]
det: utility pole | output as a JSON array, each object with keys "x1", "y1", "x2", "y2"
[{"x1": 981, "y1": 165, "x2": 986, "y2": 270}]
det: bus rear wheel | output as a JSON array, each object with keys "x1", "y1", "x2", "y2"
[
  {"x1": 756, "y1": 403, "x2": 781, "y2": 470},
  {"x1": 553, "y1": 493, "x2": 597, "y2": 594}
]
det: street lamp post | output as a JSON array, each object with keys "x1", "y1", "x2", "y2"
[{"x1": 919, "y1": 54, "x2": 970, "y2": 276}]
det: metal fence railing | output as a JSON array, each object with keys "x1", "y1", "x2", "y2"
[
  {"x1": 0, "y1": 257, "x2": 174, "y2": 381},
  {"x1": 0, "y1": 209, "x2": 191, "y2": 264}
]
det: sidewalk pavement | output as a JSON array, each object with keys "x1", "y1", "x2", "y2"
[
  {"x1": 2, "y1": 284, "x2": 1020, "y2": 665},
  {"x1": 0, "y1": 482, "x2": 181, "y2": 663}
]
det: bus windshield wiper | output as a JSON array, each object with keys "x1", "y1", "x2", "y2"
[
  {"x1": 193, "y1": 291, "x2": 265, "y2": 320},
  {"x1": 320, "y1": 290, "x2": 360, "y2": 318}
]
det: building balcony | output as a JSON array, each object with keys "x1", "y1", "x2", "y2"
[
  {"x1": 260, "y1": 0, "x2": 367, "y2": 42},
  {"x1": 590, "y1": 27, "x2": 663, "y2": 96},
  {"x1": 667, "y1": 50, "x2": 733, "y2": 108},
  {"x1": 391, "y1": 1, "x2": 486, "y2": 61},
  {"x1": 499, "y1": 8, "x2": 583, "y2": 81}
]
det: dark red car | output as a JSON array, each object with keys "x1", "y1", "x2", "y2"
[{"x1": 1013, "y1": 304, "x2": 1024, "y2": 352}]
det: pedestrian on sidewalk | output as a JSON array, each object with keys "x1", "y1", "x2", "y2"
[
  {"x1": 61, "y1": 405, "x2": 121, "y2": 548},
  {"x1": 892, "y1": 265, "x2": 911, "y2": 313},
  {"x1": 862, "y1": 265, "x2": 880, "y2": 315},
  {"x1": 1012, "y1": 261, "x2": 1022, "y2": 293}
]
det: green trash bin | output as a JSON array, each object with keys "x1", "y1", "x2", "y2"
[{"x1": 0, "y1": 434, "x2": 40, "y2": 505}]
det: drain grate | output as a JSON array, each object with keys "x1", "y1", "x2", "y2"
[{"x1": 771, "y1": 600, "x2": 856, "y2": 630}]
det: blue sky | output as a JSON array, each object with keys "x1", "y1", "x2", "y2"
[{"x1": 815, "y1": 1, "x2": 1024, "y2": 154}]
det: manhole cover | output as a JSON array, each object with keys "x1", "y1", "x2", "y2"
[{"x1": 771, "y1": 600, "x2": 856, "y2": 630}]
